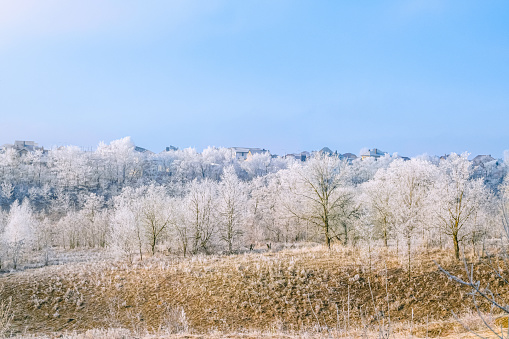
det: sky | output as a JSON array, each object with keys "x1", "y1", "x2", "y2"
[{"x1": 0, "y1": 1, "x2": 508, "y2": 157}]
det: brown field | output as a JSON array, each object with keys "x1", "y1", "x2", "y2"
[{"x1": 1, "y1": 245, "x2": 508, "y2": 338}]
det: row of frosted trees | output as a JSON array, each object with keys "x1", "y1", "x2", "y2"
[
  {"x1": 0, "y1": 137, "x2": 289, "y2": 209},
  {"x1": 0, "y1": 138, "x2": 508, "y2": 268}
]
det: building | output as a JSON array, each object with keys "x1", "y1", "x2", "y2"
[
  {"x1": 339, "y1": 152, "x2": 358, "y2": 163},
  {"x1": 285, "y1": 151, "x2": 310, "y2": 162},
  {"x1": 317, "y1": 147, "x2": 358, "y2": 163},
  {"x1": 164, "y1": 145, "x2": 179, "y2": 152},
  {"x1": 230, "y1": 147, "x2": 270, "y2": 161},
  {"x1": 360, "y1": 148, "x2": 387, "y2": 160},
  {"x1": 134, "y1": 146, "x2": 154, "y2": 154},
  {"x1": 392, "y1": 154, "x2": 410, "y2": 161},
  {"x1": 472, "y1": 154, "x2": 496, "y2": 167},
  {"x1": 1, "y1": 140, "x2": 46, "y2": 156},
  {"x1": 319, "y1": 147, "x2": 336, "y2": 156}
]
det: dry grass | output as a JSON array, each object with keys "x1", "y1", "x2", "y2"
[
  {"x1": 0, "y1": 285, "x2": 13, "y2": 338},
  {"x1": 0, "y1": 244, "x2": 507, "y2": 338}
]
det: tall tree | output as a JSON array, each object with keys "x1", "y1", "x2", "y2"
[
  {"x1": 435, "y1": 153, "x2": 490, "y2": 260},
  {"x1": 139, "y1": 185, "x2": 175, "y2": 255},
  {"x1": 361, "y1": 168, "x2": 395, "y2": 247},
  {"x1": 381, "y1": 159, "x2": 437, "y2": 275},
  {"x1": 110, "y1": 187, "x2": 144, "y2": 262},
  {"x1": 217, "y1": 166, "x2": 246, "y2": 253},
  {"x1": 184, "y1": 179, "x2": 218, "y2": 255},
  {"x1": 284, "y1": 154, "x2": 355, "y2": 248},
  {"x1": 3, "y1": 199, "x2": 36, "y2": 269}
]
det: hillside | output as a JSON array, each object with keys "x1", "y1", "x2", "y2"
[{"x1": 0, "y1": 245, "x2": 507, "y2": 338}]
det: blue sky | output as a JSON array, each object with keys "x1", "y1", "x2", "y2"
[{"x1": 0, "y1": 1, "x2": 508, "y2": 157}]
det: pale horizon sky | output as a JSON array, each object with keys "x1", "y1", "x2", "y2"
[{"x1": 0, "y1": 1, "x2": 508, "y2": 158}]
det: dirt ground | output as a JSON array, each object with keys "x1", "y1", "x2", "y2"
[{"x1": 1, "y1": 245, "x2": 507, "y2": 338}]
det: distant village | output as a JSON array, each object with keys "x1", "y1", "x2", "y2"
[{"x1": 0, "y1": 140, "x2": 499, "y2": 168}]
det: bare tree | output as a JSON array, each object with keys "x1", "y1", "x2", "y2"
[
  {"x1": 284, "y1": 154, "x2": 356, "y2": 248},
  {"x1": 385, "y1": 159, "x2": 437, "y2": 275},
  {"x1": 436, "y1": 180, "x2": 509, "y2": 338},
  {"x1": 184, "y1": 179, "x2": 218, "y2": 255},
  {"x1": 2, "y1": 199, "x2": 36, "y2": 269},
  {"x1": 110, "y1": 187, "x2": 144, "y2": 262},
  {"x1": 139, "y1": 185, "x2": 174, "y2": 255},
  {"x1": 217, "y1": 166, "x2": 246, "y2": 253},
  {"x1": 435, "y1": 153, "x2": 490, "y2": 260},
  {"x1": 361, "y1": 169, "x2": 395, "y2": 247}
]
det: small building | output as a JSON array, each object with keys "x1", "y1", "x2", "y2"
[
  {"x1": 319, "y1": 147, "x2": 336, "y2": 156},
  {"x1": 361, "y1": 148, "x2": 387, "y2": 160},
  {"x1": 134, "y1": 146, "x2": 154, "y2": 154},
  {"x1": 1, "y1": 140, "x2": 45, "y2": 156},
  {"x1": 339, "y1": 152, "x2": 358, "y2": 163},
  {"x1": 230, "y1": 147, "x2": 270, "y2": 161},
  {"x1": 164, "y1": 145, "x2": 179, "y2": 152},
  {"x1": 285, "y1": 151, "x2": 310, "y2": 162},
  {"x1": 392, "y1": 154, "x2": 411, "y2": 161},
  {"x1": 472, "y1": 154, "x2": 496, "y2": 167}
]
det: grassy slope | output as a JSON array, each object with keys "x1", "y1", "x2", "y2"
[{"x1": 1, "y1": 245, "x2": 507, "y2": 337}]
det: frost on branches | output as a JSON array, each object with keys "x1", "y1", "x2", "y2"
[{"x1": 0, "y1": 137, "x2": 506, "y2": 268}]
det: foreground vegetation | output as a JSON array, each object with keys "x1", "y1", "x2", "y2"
[
  {"x1": 1, "y1": 139, "x2": 508, "y2": 273},
  {"x1": 1, "y1": 244, "x2": 508, "y2": 338},
  {"x1": 1, "y1": 140, "x2": 509, "y2": 337}
]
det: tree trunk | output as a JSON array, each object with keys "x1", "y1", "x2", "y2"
[
  {"x1": 453, "y1": 231, "x2": 460, "y2": 260},
  {"x1": 383, "y1": 216, "x2": 388, "y2": 248},
  {"x1": 324, "y1": 220, "x2": 331, "y2": 249},
  {"x1": 342, "y1": 222, "x2": 349, "y2": 246},
  {"x1": 407, "y1": 237, "x2": 411, "y2": 279}
]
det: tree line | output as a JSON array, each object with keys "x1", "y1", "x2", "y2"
[{"x1": 0, "y1": 137, "x2": 508, "y2": 269}]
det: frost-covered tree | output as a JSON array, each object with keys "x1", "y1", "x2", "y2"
[
  {"x1": 361, "y1": 169, "x2": 395, "y2": 247},
  {"x1": 246, "y1": 173, "x2": 305, "y2": 245},
  {"x1": 284, "y1": 154, "x2": 355, "y2": 248},
  {"x1": 28, "y1": 183, "x2": 52, "y2": 212},
  {"x1": 0, "y1": 135, "x2": 506, "y2": 263},
  {"x1": 57, "y1": 211, "x2": 81, "y2": 249},
  {"x1": 0, "y1": 210, "x2": 7, "y2": 269},
  {"x1": 110, "y1": 188, "x2": 144, "y2": 262},
  {"x1": 3, "y1": 199, "x2": 36, "y2": 269},
  {"x1": 384, "y1": 159, "x2": 437, "y2": 274},
  {"x1": 139, "y1": 185, "x2": 175, "y2": 255},
  {"x1": 110, "y1": 185, "x2": 175, "y2": 258},
  {"x1": 78, "y1": 193, "x2": 108, "y2": 248},
  {"x1": 347, "y1": 154, "x2": 394, "y2": 185},
  {"x1": 247, "y1": 174, "x2": 295, "y2": 244},
  {"x1": 35, "y1": 217, "x2": 54, "y2": 266},
  {"x1": 241, "y1": 153, "x2": 271, "y2": 178},
  {"x1": 0, "y1": 149, "x2": 21, "y2": 189},
  {"x1": 111, "y1": 206, "x2": 139, "y2": 262},
  {"x1": 50, "y1": 187, "x2": 74, "y2": 219},
  {"x1": 199, "y1": 146, "x2": 231, "y2": 180},
  {"x1": 217, "y1": 166, "x2": 246, "y2": 253},
  {"x1": 50, "y1": 145, "x2": 90, "y2": 189},
  {"x1": 96, "y1": 137, "x2": 140, "y2": 186},
  {"x1": 184, "y1": 179, "x2": 218, "y2": 255},
  {"x1": 434, "y1": 153, "x2": 491, "y2": 260},
  {"x1": 244, "y1": 177, "x2": 267, "y2": 245},
  {"x1": 501, "y1": 178, "x2": 509, "y2": 243},
  {"x1": 334, "y1": 186, "x2": 361, "y2": 246},
  {"x1": 171, "y1": 148, "x2": 203, "y2": 183},
  {"x1": 0, "y1": 182, "x2": 14, "y2": 211}
]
